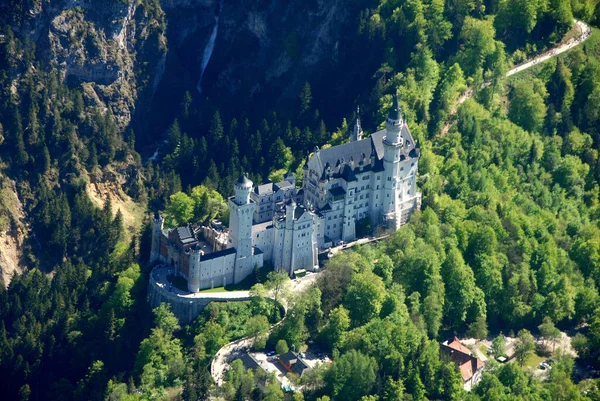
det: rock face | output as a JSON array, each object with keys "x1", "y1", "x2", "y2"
[
  {"x1": 5, "y1": 0, "x2": 357, "y2": 134},
  {"x1": 160, "y1": 0, "x2": 349, "y2": 97},
  {"x1": 4, "y1": 0, "x2": 167, "y2": 129},
  {"x1": 0, "y1": 175, "x2": 28, "y2": 287},
  {"x1": 137, "y1": 0, "x2": 355, "y2": 137}
]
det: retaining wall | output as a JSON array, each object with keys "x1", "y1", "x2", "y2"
[{"x1": 147, "y1": 270, "x2": 250, "y2": 325}]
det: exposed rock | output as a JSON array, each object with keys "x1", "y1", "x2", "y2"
[
  {"x1": 5, "y1": 0, "x2": 167, "y2": 129},
  {"x1": 0, "y1": 175, "x2": 28, "y2": 287}
]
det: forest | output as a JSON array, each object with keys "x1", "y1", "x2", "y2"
[{"x1": 1, "y1": 0, "x2": 600, "y2": 400}]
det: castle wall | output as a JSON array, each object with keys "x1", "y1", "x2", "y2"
[
  {"x1": 252, "y1": 222, "x2": 275, "y2": 262},
  {"x1": 198, "y1": 252, "x2": 236, "y2": 289},
  {"x1": 148, "y1": 267, "x2": 250, "y2": 325}
]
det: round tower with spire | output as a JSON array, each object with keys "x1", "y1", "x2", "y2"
[
  {"x1": 384, "y1": 93, "x2": 403, "y2": 145},
  {"x1": 233, "y1": 174, "x2": 252, "y2": 205},
  {"x1": 382, "y1": 92, "x2": 404, "y2": 228}
]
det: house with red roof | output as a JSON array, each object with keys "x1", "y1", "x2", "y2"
[{"x1": 440, "y1": 337, "x2": 485, "y2": 391}]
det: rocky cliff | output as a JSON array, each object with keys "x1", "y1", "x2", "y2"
[
  {"x1": 2, "y1": 0, "x2": 167, "y2": 129},
  {"x1": 138, "y1": 0, "x2": 364, "y2": 139},
  {"x1": 4, "y1": 0, "x2": 366, "y2": 137}
]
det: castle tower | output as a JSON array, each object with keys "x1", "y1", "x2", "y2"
[
  {"x1": 187, "y1": 247, "x2": 202, "y2": 292},
  {"x1": 228, "y1": 175, "x2": 256, "y2": 282},
  {"x1": 281, "y1": 199, "x2": 296, "y2": 275},
  {"x1": 150, "y1": 212, "x2": 164, "y2": 263},
  {"x1": 350, "y1": 106, "x2": 363, "y2": 142},
  {"x1": 382, "y1": 93, "x2": 403, "y2": 228}
]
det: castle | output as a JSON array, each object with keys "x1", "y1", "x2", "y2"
[{"x1": 150, "y1": 95, "x2": 421, "y2": 292}]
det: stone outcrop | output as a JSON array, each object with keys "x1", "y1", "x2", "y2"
[
  {"x1": 0, "y1": 175, "x2": 28, "y2": 287},
  {"x1": 4, "y1": 0, "x2": 167, "y2": 129}
]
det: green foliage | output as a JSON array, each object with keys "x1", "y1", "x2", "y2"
[
  {"x1": 276, "y1": 339, "x2": 289, "y2": 355},
  {"x1": 344, "y1": 272, "x2": 386, "y2": 327},
  {"x1": 163, "y1": 184, "x2": 228, "y2": 227},
  {"x1": 164, "y1": 191, "x2": 194, "y2": 227},
  {"x1": 491, "y1": 334, "x2": 507, "y2": 357},
  {"x1": 3, "y1": 1, "x2": 600, "y2": 400},
  {"x1": 514, "y1": 329, "x2": 536, "y2": 366},
  {"x1": 134, "y1": 306, "x2": 184, "y2": 393},
  {"x1": 325, "y1": 349, "x2": 377, "y2": 401}
]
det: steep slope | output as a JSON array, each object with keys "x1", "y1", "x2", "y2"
[
  {"x1": 0, "y1": 174, "x2": 27, "y2": 286},
  {"x1": 1, "y1": 0, "x2": 167, "y2": 129}
]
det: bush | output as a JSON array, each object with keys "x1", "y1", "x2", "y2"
[{"x1": 276, "y1": 339, "x2": 289, "y2": 355}]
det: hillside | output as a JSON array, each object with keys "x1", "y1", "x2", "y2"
[{"x1": 1, "y1": 0, "x2": 600, "y2": 401}]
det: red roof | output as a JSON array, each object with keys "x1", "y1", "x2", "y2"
[
  {"x1": 440, "y1": 337, "x2": 485, "y2": 382},
  {"x1": 447, "y1": 336, "x2": 473, "y2": 355}
]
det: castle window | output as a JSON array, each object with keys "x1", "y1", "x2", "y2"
[
  {"x1": 377, "y1": 176, "x2": 381, "y2": 180},
  {"x1": 400, "y1": 167, "x2": 404, "y2": 171},
  {"x1": 411, "y1": 162, "x2": 415, "y2": 167},
  {"x1": 388, "y1": 177, "x2": 391, "y2": 181}
]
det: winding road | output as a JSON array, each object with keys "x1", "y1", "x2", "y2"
[
  {"x1": 439, "y1": 19, "x2": 593, "y2": 136},
  {"x1": 210, "y1": 272, "x2": 319, "y2": 386},
  {"x1": 204, "y1": 21, "x2": 596, "y2": 387}
]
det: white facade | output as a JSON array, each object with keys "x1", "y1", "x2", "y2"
[
  {"x1": 150, "y1": 95, "x2": 420, "y2": 290},
  {"x1": 303, "y1": 94, "x2": 421, "y2": 245}
]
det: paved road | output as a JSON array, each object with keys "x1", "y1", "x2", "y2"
[{"x1": 440, "y1": 19, "x2": 592, "y2": 136}]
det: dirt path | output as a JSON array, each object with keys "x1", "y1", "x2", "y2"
[{"x1": 439, "y1": 19, "x2": 592, "y2": 136}]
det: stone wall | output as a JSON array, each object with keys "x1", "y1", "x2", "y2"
[{"x1": 147, "y1": 268, "x2": 250, "y2": 325}]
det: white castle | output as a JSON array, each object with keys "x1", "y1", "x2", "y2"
[{"x1": 150, "y1": 95, "x2": 421, "y2": 292}]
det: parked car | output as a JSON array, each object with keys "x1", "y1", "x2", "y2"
[
  {"x1": 539, "y1": 362, "x2": 551, "y2": 370},
  {"x1": 266, "y1": 351, "x2": 276, "y2": 357}
]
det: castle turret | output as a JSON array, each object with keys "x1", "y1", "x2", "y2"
[
  {"x1": 282, "y1": 198, "x2": 296, "y2": 275},
  {"x1": 150, "y1": 212, "x2": 164, "y2": 263},
  {"x1": 350, "y1": 106, "x2": 363, "y2": 142},
  {"x1": 234, "y1": 174, "x2": 252, "y2": 205},
  {"x1": 385, "y1": 94, "x2": 403, "y2": 145},
  {"x1": 382, "y1": 93, "x2": 404, "y2": 228},
  {"x1": 187, "y1": 247, "x2": 202, "y2": 293},
  {"x1": 228, "y1": 175, "x2": 256, "y2": 283}
]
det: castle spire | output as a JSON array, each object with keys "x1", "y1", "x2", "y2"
[
  {"x1": 385, "y1": 91, "x2": 403, "y2": 144},
  {"x1": 387, "y1": 92, "x2": 402, "y2": 124},
  {"x1": 351, "y1": 106, "x2": 363, "y2": 142}
]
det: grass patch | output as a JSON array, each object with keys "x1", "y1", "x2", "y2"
[
  {"x1": 522, "y1": 353, "x2": 545, "y2": 370},
  {"x1": 197, "y1": 273, "x2": 257, "y2": 293}
]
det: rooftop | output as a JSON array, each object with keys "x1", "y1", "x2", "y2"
[
  {"x1": 279, "y1": 351, "x2": 311, "y2": 376},
  {"x1": 440, "y1": 337, "x2": 485, "y2": 382}
]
